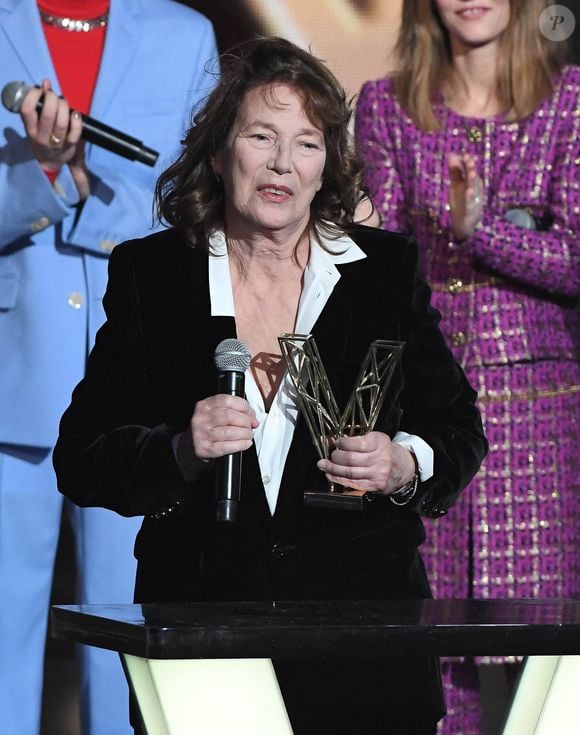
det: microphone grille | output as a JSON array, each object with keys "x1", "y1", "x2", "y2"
[
  {"x1": 1, "y1": 82, "x2": 31, "y2": 113},
  {"x1": 214, "y1": 339, "x2": 251, "y2": 372}
]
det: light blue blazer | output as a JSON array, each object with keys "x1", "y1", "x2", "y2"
[{"x1": 0, "y1": 0, "x2": 218, "y2": 448}]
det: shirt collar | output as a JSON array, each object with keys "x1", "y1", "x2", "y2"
[{"x1": 208, "y1": 228, "x2": 366, "y2": 318}]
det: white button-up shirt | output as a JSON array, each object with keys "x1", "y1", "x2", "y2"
[{"x1": 208, "y1": 229, "x2": 433, "y2": 514}]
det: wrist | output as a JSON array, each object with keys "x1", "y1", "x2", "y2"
[
  {"x1": 175, "y1": 430, "x2": 213, "y2": 482},
  {"x1": 389, "y1": 472, "x2": 419, "y2": 506},
  {"x1": 389, "y1": 448, "x2": 419, "y2": 507}
]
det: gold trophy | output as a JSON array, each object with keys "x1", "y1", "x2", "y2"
[{"x1": 278, "y1": 334, "x2": 404, "y2": 510}]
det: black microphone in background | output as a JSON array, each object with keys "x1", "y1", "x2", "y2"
[
  {"x1": 1, "y1": 81, "x2": 159, "y2": 167},
  {"x1": 213, "y1": 339, "x2": 252, "y2": 523}
]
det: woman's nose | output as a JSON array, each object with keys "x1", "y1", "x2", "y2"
[{"x1": 268, "y1": 142, "x2": 292, "y2": 174}]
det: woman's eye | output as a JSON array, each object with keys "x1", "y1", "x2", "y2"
[{"x1": 300, "y1": 141, "x2": 322, "y2": 151}]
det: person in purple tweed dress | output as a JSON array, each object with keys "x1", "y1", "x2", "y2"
[{"x1": 355, "y1": 0, "x2": 580, "y2": 733}]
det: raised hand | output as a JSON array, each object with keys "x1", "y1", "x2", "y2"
[{"x1": 448, "y1": 152, "x2": 484, "y2": 241}]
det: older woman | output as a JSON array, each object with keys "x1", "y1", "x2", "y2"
[{"x1": 54, "y1": 38, "x2": 486, "y2": 734}]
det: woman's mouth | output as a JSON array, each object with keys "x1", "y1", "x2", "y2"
[
  {"x1": 259, "y1": 185, "x2": 293, "y2": 200},
  {"x1": 456, "y1": 7, "x2": 490, "y2": 20}
]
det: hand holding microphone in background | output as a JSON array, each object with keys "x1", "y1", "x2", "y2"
[
  {"x1": 17, "y1": 78, "x2": 89, "y2": 198},
  {"x1": 2, "y1": 76, "x2": 160, "y2": 201},
  {"x1": 447, "y1": 153, "x2": 539, "y2": 241}
]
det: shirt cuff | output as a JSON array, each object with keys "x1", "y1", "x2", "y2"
[{"x1": 393, "y1": 431, "x2": 434, "y2": 482}]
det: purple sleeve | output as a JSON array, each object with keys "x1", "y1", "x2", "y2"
[
  {"x1": 355, "y1": 80, "x2": 410, "y2": 234},
  {"x1": 469, "y1": 95, "x2": 580, "y2": 298}
]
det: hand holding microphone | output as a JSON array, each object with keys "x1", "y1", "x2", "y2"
[
  {"x1": 2, "y1": 79, "x2": 159, "y2": 168},
  {"x1": 179, "y1": 340, "x2": 255, "y2": 522},
  {"x1": 213, "y1": 339, "x2": 254, "y2": 522},
  {"x1": 5, "y1": 79, "x2": 89, "y2": 197}
]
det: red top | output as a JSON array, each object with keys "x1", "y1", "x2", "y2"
[
  {"x1": 37, "y1": 0, "x2": 109, "y2": 114},
  {"x1": 36, "y1": 0, "x2": 109, "y2": 181}
]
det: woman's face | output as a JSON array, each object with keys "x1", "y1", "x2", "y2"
[
  {"x1": 434, "y1": 0, "x2": 511, "y2": 51},
  {"x1": 213, "y1": 83, "x2": 326, "y2": 240}
]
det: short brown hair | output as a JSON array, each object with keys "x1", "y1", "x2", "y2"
[
  {"x1": 156, "y1": 37, "x2": 364, "y2": 249},
  {"x1": 393, "y1": 0, "x2": 567, "y2": 130}
]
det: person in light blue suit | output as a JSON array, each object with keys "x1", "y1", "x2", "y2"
[{"x1": 0, "y1": 1, "x2": 218, "y2": 733}]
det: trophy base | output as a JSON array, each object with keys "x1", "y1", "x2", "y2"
[{"x1": 304, "y1": 488, "x2": 372, "y2": 511}]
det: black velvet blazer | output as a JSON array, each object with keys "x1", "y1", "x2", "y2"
[{"x1": 54, "y1": 224, "x2": 487, "y2": 607}]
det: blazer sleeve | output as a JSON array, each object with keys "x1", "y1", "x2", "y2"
[
  {"x1": 53, "y1": 242, "x2": 193, "y2": 517},
  {"x1": 468, "y1": 111, "x2": 580, "y2": 298},
  {"x1": 0, "y1": 10, "x2": 218, "y2": 253},
  {"x1": 355, "y1": 80, "x2": 411, "y2": 235}
]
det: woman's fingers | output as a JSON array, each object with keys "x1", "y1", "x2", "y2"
[
  {"x1": 448, "y1": 153, "x2": 483, "y2": 239},
  {"x1": 51, "y1": 95, "x2": 71, "y2": 146},
  {"x1": 68, "y1": 110, "x2": 84, "y2": 145},
  {"x1": 317, "y1": 433, "x2": 392, "y2": 491},
  {"x1": 191, "y1": 395, "x2": 258, "y2": 459},
  {"x1": 19, "y1": 80, "x2": 83, "y2": 168},
  {"x1": 317, "y1": 433, "x2": 416, "y2": 495}
]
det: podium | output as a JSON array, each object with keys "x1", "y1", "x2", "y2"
[{"x1": 51, "y1": 598, "x2": 580, "y2": 734}]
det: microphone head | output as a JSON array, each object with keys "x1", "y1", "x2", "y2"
[
  {"x1": 505, "y1": 208, "x2": 537, "y2": 230},
  {"x1": 1, "y1": 81, "x2": 32, "y2": 113},
  {"x1": 214, "y1": 339, "x2": 251, "y2": 373}
]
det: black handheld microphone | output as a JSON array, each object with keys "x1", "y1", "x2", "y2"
[
  {"x1": 1, "y1": 81, "x2": 159, "y2": 167},
  {"x1": 213, "y1": 339, "x2": 252, "y2": 523}
]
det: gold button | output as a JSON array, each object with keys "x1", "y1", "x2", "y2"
[
  {"x1": 30, "y1": 216, "x2": 50, "y2": 232},
  {"x1": 99, "y1": 239, "x2": 117, "y2": 253},
  {"x1": 452, "y1": 331, "x2": 466, "y2": 346},
  {"x1": 466, "y1": 126, "x2": 483, "y2": 143},
  {"x1": 447, "y1": 278, "x2": 463, "y2": 294},
  {"x1": 67, "y1": 291, "x2": 84, "y2": 309}
]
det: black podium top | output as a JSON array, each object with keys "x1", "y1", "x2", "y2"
[{"x1": 51, "y1": 598, "x2": 580, "y2": 660}]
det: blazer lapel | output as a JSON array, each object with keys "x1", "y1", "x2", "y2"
[
  {"x1": 310, "y1": 274, "x2": 353, "y2": 391},
  {"x1": 89, "y1": 0, "x2": 141, "y2": 119},
  {"x1": 0, "y1": 0, "x2": 57, "y2": 87}
]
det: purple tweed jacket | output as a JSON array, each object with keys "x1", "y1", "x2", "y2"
[
  {"x1": 356, "y1": 67, "x2": 579, "y2": 374},
  {"x1": 355, "y1": 66, "x2": 580, "y2": 610}
]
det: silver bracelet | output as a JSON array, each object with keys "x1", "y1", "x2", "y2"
[{"x1": 389, "y1": 473, "x2": 419, "y2": 506}]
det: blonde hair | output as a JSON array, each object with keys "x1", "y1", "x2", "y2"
[{"x1": 393, "y1": 0, "x2": 566, "y2": 130}]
